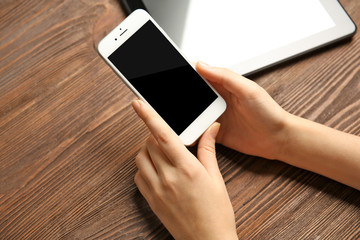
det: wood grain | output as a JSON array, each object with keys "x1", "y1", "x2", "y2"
[{"x1": 0, "y1": 0, "x2": 359, "y2": 239}]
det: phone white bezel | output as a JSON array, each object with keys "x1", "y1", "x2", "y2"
[{"x1": 98, "y1": 9, "x2": 226, "y2": 145}]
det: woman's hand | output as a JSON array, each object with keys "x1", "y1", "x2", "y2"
[
  {"x1": 196, "y1": 62, "x2": 290, "y2": 160},
  {"x1": 196, "y1": 62, "x2": 360, "y2": 190},
  {"x1": 132, "y1": 100, "x2": 238, "y2": 240}
]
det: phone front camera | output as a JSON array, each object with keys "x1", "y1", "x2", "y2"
[{"x1": 115, "y1": 38, "x2": 117, "y2": 41}]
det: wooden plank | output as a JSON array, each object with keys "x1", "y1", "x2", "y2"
[{"x1": 0, "y1": 0, "x2": 359, "y2": 239}]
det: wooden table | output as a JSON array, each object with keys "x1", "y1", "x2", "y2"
[{"x1": 1, "y1": 0, "x2": 359, "y2": 239}]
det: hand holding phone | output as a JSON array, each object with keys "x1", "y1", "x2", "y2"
[
  {"x1": 98, "y1": 9, "x2": 226, "y2": 145},
  {"x1": 132, "y1": 98, "x2": 238, "y2": 240}
]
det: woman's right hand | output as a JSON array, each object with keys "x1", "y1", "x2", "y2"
[{"x1": 196, "y1": 62, "x2": 290, "y2": 160}]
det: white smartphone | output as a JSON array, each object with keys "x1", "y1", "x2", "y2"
[{"x1": 97, "y1": 9, "x2": 226, "y2": 145}]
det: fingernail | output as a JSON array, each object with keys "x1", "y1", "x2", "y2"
[
  {"x1": 210, "y1": 122, "x2": 221, "y2": 139},
  {"x1": 198, "y1": 61, "x2": 213, "y2": 69},
  {"x1": 132, "y1": 100, "x2": 141, "y2": 113}
]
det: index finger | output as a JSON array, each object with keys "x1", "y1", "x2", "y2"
[{"x1": 132, "y1": 99, "x2": 189, "y2": 165}]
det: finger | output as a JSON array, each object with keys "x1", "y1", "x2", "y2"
[
  {"x1": 206, "y1": 81, "x2": 229, "y2": 100},
  {"x1": 146, "y1": 135, "x2": 172, "y2": 175},
  {"x1": 197, "y1": 122, "x2": 222, "y2": 178},
  {"x1": 196, "y1": 61, "x2": 257, "y2": 96},
  {"x1": 134, "y1": 171, "x2": 153, "y2": 202},
  {"x1": 135, "y1": 145, "x2": 160, "y2": 186},
  {"x1": 132, "y1": 100, "x2": 189, "y2": 165}
]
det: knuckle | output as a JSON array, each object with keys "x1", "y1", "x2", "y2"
[
  {"x1": 246, "y1": 82, "x2": 262, "y2": 98},
  {"x1": 178, "y1": 163, "x2": 200, "y2": 181},
  {"x1": 199, "y1": 144, "x2": 216, "y2": 155},
  {"x1": 161, "y1": 173, "x2": 177, "y2": 191},
  {"x1": 156, "y1": 130, "x2": 171, "y2": 145},
  {"x1": 245, "y1": 87, "x2": 262, "y2": 101}
]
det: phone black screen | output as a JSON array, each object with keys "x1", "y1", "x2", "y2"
[{"x1": 109, "y1": 20, "x2": 217, "y2": 135}]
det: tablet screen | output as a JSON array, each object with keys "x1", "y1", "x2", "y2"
[{"x1": 143, "y1": 0, "x2": 336, "y2": 67}]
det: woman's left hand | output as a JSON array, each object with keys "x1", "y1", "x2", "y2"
[{"x1": 132, "y1": 100, "x2": 238, "y2": 240}]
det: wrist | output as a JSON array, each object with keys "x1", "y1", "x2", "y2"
[
  {"x1": 275, "y1": 113, "x2": 315, "y2": 165},
  {"x1": 273, "y1": 112, "x2": 298, "y2": 162}
]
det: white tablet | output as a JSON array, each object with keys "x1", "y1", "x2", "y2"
[{"x1": 121, "y1": 0, "x2": 356, "y2": 75}]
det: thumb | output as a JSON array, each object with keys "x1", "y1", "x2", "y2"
[{"x1": 197, "y1": 122, "x2": 221, "y2": 177}]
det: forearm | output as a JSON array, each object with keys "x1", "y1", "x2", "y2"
[{"x1": 279, "y1": 114, "x2": 360, "y2": 190}]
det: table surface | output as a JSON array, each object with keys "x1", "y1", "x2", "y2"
[{"x1": 1, "y1": 0, "x2": 359, "y2": 239}]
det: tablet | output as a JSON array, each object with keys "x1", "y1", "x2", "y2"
[{"x1": 121, "y1": 0, "x2": 356, "y2": 75}]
